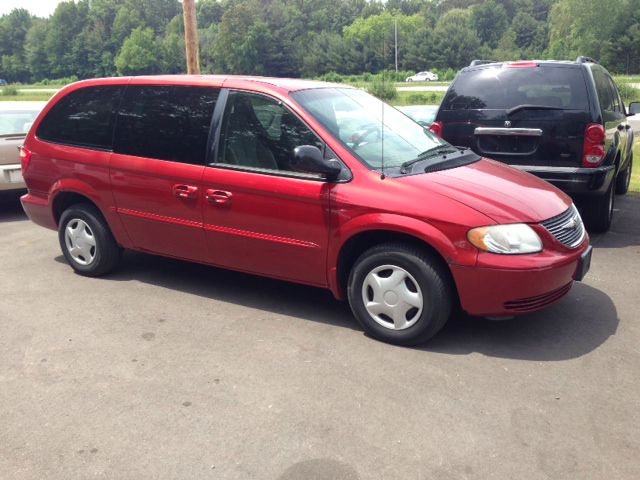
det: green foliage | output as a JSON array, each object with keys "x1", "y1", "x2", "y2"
[
  {"x1": 367, "y1": 77, "x2": 397, "y2": 101},
  {"x1": 471, "y1": 0, "x2": 508, "y2": 48},
  {"x1": 1, "y1": 85, "x2": 18, "y2": 96},
  {"x1": 115, "y1": 27, "x2": 163, "y2": 75},
  {"x1": 2, "y1": 0, "x2": 640, "y2": 84},
  {"x1": 617, "y1": 83, "x2": 640, "y2": 104}
]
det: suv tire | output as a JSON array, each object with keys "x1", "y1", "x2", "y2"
[
  {"x1": 615, "y1": 154, "x2": 633, "y2": 195},
  {"x1": 347, "y1": 243, "x2": 452, "y2": 345},
  {"x1": 584, "y1": 181, "x2": 615, "y2": 233},
  {"x1": 58, "y1": 203, "x2": 122, "y2": 276}
]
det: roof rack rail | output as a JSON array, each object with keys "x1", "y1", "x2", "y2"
[
  {"x1": 576, "y1": 56, "x2": 599, "y2": 64},
  {"x1": 469, "y1": 59, "x2": 497, "y2": 67}
]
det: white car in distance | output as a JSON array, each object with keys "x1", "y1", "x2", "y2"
[{"x1": 405, "y1": 71, "x2": 439, "y2": 82}]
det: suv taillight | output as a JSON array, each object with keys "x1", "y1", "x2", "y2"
[
  {"x1": 582, "y1": 123, "x2": 605, "y2": 167},
  {"x1": 19, "y1": 146, "x2": 32, "y2": 173},
  {"x1": 429, "y1": 121, "x2": 443, "y2": 137}
]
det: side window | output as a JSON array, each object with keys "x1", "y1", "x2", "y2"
[
  {"x1": 593, "y1": 68, "x2": 615, "y2": 121},
  {"x1": 216, "y1": 91, "x2": 323, "y2": 172},
  {"x1": 37, "y1": 85, "x2": 123, "y2": 149},
  {"x1": 606, "y1": 76, "x2": 623, "y2": 114},
  {"x1": 114, "y1": 85, "x2": 218, "y2": 164}
]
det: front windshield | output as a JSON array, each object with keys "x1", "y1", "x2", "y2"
[
  {"x1": 0, "y1": 110, "x2": 40, "y2": 135},
  {"x1": 291, "y1": 88, "x2": 447, "y2": 170}
]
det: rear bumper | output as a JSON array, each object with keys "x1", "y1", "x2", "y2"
[
  {"x1": 512, "y1": 165, "x2": 615, "y2": 195},
  {"x1": 0, "y1": 163, "x2": 26, "y2": 191},
  {"x1": 20, "y1": 191, "x2": 57, "y2": 230},
  {"x1": 450, "y1": 241, "x2": 591, "y2": 317}
]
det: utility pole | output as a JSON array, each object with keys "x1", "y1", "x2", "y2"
[
  {"x1": 394, "y1": 19, "x2": 398, "y2": 73},
  {"x1": 182, "y1": 0, "x2": 200, "y2": 74}
]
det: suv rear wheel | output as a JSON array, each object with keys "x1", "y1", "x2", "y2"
[
  {"x1": 615, "y1": 154, "x2": 633, "y2": 195},
  {"x1": 584, "y1": 181, "x2": 615, "y2": 233},
  {"x1": 347, "y1": 243, "x2": 452, "y2": 345},
  {"x1": 58, "y1": 203, "x2": 122, "y2": 276}
]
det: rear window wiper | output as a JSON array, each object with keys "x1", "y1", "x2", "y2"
[
  {"x1": 506, "y1": 104, "x2": 565, "y2": 116},
  {"x1": 400, "y1": 145, "x2": 461, "y2": 174}
]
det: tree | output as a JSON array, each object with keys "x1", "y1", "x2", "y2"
[
  {"x1": 431, "y1": 9, "x2": 481, "y2": 69},
  {"x1": 214, "y1": 4, "x2": 273, "y2": 74},
  {"x1": 471, "y1": 0, "x2": 509, "y2": 48},
  {"x1": 115, "y1": 27, "x2": 163, "y2": 75}
]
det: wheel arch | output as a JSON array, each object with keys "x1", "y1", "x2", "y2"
[{"x1": 329, "y1": 215, "x2": 473, "y2": 301}]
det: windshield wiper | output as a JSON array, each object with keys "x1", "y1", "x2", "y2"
[
  {"x1": 400, "y1": 145, "x2": 460, "y2": 174},
  {"x1": 506, "y1": 104, "x2": 565, "y2": 116}
]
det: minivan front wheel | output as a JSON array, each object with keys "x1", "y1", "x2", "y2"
[
  {"x1": 347, "y1": 243, "x2": 452, "y2": 345},
  {"x1": 58, "y1": 204, "x2": 122, "y2": 276}
]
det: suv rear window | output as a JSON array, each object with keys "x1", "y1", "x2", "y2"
[
  {"x1": 442, "y1": 66, "x2": 589, "y2": 111},
  {"x1": 37, "y1": 86, "x2": 124, "y2": 149}
]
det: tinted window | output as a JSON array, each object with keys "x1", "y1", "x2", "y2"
[
  {"x1": 37, "y1": 86, "x2": 123, "y2": 149},
  {"x1": 442, "y1": 66, "x2": 589, "y2": 110},
  {"x1": 216, "y1": 91, "x2": 322, "y2": 172},
  {"x1": 592, "y1": 68, "x2": 617, "y2": 120},
  {"x1": 114, "y1": 85, "x2": 218, "y2": 164}
]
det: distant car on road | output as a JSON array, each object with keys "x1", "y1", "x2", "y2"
[
  {"x1": 397, "y1": 105, "x2": 438, "y2": 127},
  {"x1": 0, "y1": 79, "x2": 8, "y2": 86},
  {"x1": 405, "y1": 71, "x2": 438, "y2": 82},
  {"x1": 0, "y1": 101, "x2": 46, "y2": 192}
]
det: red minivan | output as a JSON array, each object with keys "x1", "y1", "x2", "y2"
[{"x1": 20, "y1": 76, "x2": 592, "y2": 345}]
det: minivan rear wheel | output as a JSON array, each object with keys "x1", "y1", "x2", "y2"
[
  {"x1": 584, "y1": 181, "x2": 615, "y2": 233},
  {"x1": 347, "y1": 243, "x2": 452, "y2": 345},
  {"x1": 58, "y1": 203, "x2": 122, "y2": 276}
]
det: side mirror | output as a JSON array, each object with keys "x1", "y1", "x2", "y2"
[
  {"x1": 628, "y1": 101, "x2": 640, "y2": 116},
  {"x1": 292, "y1": 145, "x2": 342, "y2": 180}
]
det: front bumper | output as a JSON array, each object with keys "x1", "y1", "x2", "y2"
[
  {"x1": 512, "y1": 164, "x2": 615, "y2": 195},
  {"x1": 450, "y1": 241, "x2": 591, "y2": 317}
]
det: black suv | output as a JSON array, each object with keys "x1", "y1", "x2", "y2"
[{"x1": 431, "y1": 57, "x2": 634, "y2": 232}]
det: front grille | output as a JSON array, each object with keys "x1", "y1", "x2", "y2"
[
  {"x1": 504, "y1": 282, "x2": 573, "y2": 312},
  {"x1": 541, "y1": 205, "x2": 585, "y2": 248}
]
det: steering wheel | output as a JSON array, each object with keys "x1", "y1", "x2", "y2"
[{"x1": 350, "y1": 124, "x2": 381, "y2": 149}]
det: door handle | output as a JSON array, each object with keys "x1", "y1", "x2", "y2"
[
  {"x1": 206, "y1": 189, "x2": 233, "y2": 206},
  {"x1": 172, "y1": 184, "x2": 198, "y2": 199}
]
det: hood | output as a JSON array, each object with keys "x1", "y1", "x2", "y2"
[{"x1": 398, "y1": 158, "x2": 572, "y2": 224}]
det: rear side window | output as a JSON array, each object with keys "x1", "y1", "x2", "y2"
[
  {"x1": 114, "y1": 85, "x2": 219, "y2": 164},
  {"x1": 442, "y1": 66, "x2": 589, "y2": 111},
  {"x1": 37, "y1": 86, "x2": 123, "y2": 149}
]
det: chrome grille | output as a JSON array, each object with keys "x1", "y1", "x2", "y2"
[{"x1": 541, "y1": 205, "x2": 585, "y2": 248}]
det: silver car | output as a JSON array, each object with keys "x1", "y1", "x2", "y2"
[{"x1": 0, "y1": 102, "x2": 46, "y2": 192}]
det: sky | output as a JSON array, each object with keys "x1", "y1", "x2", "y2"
[{"x1": 1, "y1": 0, "x2": 77, "y2": 17}]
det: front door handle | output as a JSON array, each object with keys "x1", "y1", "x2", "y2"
[
  {"x1": 172, "y1": 184, "x2": 198, "y2": 199},
  {"x1": 206, "y1": 189, "x2": 233, "y2": 206}
]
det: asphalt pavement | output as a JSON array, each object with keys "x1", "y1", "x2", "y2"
[{"x1": 0, "y1": 190, "x2": 639, "y2": 479}]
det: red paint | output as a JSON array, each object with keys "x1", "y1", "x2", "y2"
[{"x1": 20, "y1": 75, "x2": 591, "y2": 317}]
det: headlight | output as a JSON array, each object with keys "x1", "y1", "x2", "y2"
[{"x1": 468, "y1": 224, "x2": 542, "y2": 254}]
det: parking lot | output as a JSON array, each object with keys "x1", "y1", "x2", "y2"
[{"x1": 1, "y1": 191, "x2": 639, "y2": 479}]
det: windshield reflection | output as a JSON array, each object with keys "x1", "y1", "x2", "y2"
[{"x1": 291, "y1": 88, "x2": 447, "y2": 170}]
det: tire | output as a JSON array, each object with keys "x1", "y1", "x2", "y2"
[
  {"x1": 347, "y1": 243, "x2": 452, "y2": 346},
  {"x1": 58, "y1": 203, "x2": 122, "y2": 277},
  {"x1": 584, "y1": 180, "x2": 615, "y2": 233},
  {"x1": 615, "y1": 154, "x2": 632, "y2": 195}
]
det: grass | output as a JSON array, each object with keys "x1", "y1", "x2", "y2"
[
  {"x1": 0, "y1": 90, "x2": 56, "y2": 101},
  {"x1": 630, "y1": 141, "x2": 640, "y2": 194}
]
